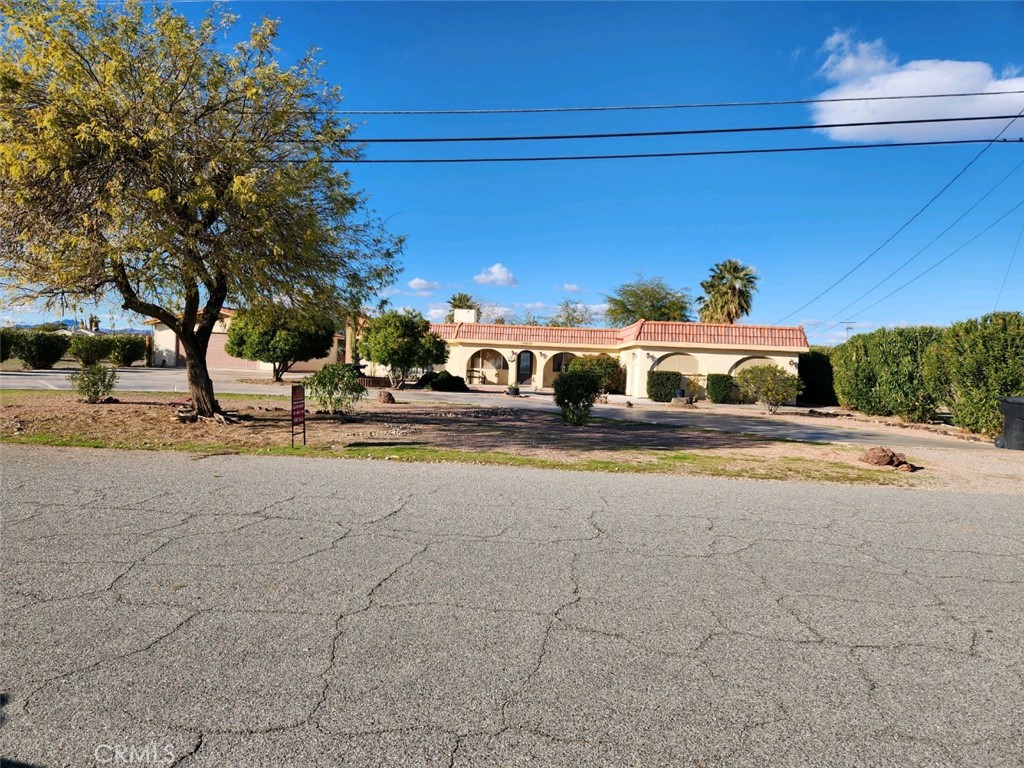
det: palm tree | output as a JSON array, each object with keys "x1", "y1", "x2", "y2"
[
  {"x1": 697, "y1": 260, "x2": 758, "y2": 324},
  {"x1": 444, "y1": 292, "x2": 480, "y2": 322}
]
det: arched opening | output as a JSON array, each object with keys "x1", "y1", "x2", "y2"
[
  {"x1": 467, "y1": 348, "x2": 510, "y2": 385},
  {"x1": 542, "y1": 352, "x2": 577, "y2": 387},
  {"x1": 728, "y1": 356, "x2": 780, "y2": 376},
  {"x1": 653, "y1": 352, "x2": 701, "y2": 398},
  {"x1": 515, "y1": 351, "x2": 536, "y2": 386}
]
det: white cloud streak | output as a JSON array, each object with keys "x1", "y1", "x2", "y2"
[
  {"x1": 407, "y1": 277, "x2": 439, "y2": 292},
  {"x1": 473, "y1": 263, "x2": 518, "y2": 287},
  {"x1": 812, "y1": 31, "x2": 1024, "y2": 142}
]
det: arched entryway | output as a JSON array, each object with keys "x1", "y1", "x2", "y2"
[
  {"x1": 542, "y1": 352, "x2": 577, "y2": 387},
  {"x1": 728, "y1": 356, "x2": 779, "y2": 375},
  {"x1": 467, "y1": 348, "x2": 510, "y2": 385}
]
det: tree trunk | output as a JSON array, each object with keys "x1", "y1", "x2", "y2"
[{"x1": 180, "y1": 335, "x2": 219, "y2": 416}]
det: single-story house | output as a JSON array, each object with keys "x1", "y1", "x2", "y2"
[{"x1": 431, "y1": 309, "x2": 809, "y2": 399}]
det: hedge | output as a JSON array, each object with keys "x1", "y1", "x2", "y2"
[
  {"x1": 68, "y1": 335, "x2": 114, "y2": 367},
  {"x1": 735, "y1": 365, "x2": 803, "y2": 414},
  {"x1": 646, "y1": 371, "x2": 683, "y2": 403},
  {"x1": 706, "y1": 373, "x2": 735, "y2": 404},
  {"x1": 13, "y1": 332, "x2": 70, "y2": 369},
  {"x1": 568, "y1": 355, "x2": 625, "y2": 394},
  {"x1": 831, "y1": 326, "x2": 943, "y2": 422},
  {"x1": 427, "y1": 370, "x2": 470, "y2": 392},
  {"x1": 0, "y1": 327, "x2": 18, "y2": 363},
  {"x1": 108, "y1": 335, "x2": 149, "y2": 367},
  {"x1": 923, "y1": 312, "x2": 1024, "y2": 436},
  {"x1": 798, "y1": 347, "x2": 838, "y2": 406}
]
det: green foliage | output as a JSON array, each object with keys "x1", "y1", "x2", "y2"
[
  {"x1": 415, "y1": 370, "x2": 440, "y2": 388},
  {"x1": 569, "y1": 355, "x2": 625, "y2": 394},
  {"x1": 604, "y1": 274, "x2": 692, "y2": 325},
  {"x1": 304, "y1": 364, "x2": 366, "y2": 416},
  {"x1": 552, "y1": 369, "x2": 601, "y2": 426},
  {"x1": 923, "y1": 312, "x2": 1024, "y2": 436},
  {"x1": 225, "y1": 305, "x2": 335, "y2": 381},
  {"x1": 427, "y1": 370, "x2": 469, "y2": 392},
  {"x1": 68, "y1": 364, "x2": 117, "y2": 403},
  {"x1": 706, "y1": 374, "x2": 735, "y2": 404},
  {"x1": 798, "y1": 347, "x2": 838, "y2": 406},
  {"x1": 358, "y1": 311, "x2": 448, "y2": 388},
  {"x1": 68, "y1": 335, "x2": 114, "y2": 366},
  {"x1": 0, "y1": 327, "x2": 19, "y2": 362},
  {"x1": 646, "y1": 371, "x2": 683, "y2": 403},
  {"x1": 697, "y1": 260, "x2": 759, "y2": 324},
  {"x1": 735, "y1": 365, "x2": 803, "y2": 414},
  {"x1": 0, "y1": 1, "x2": 401, "y2": 415},
  {"x1": 108, "y1": 334, "x2": 148, "y2": 367},
  {"x1": 831, "y1": 327, "x2": 943, "y2": 422},
  {"x1": 546, "y1": 299, "x2": 595, "y2": 328},
  {"x1": 13, "y1": 331, "x2": 70, "y2": 369}
]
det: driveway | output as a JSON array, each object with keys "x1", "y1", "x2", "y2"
[
  {"x1": 0, "y1": 368, "x2": 995, "y2": 451},
  {"x1": 2, "y1": 445, "x2": 1022, "y2": 766}
]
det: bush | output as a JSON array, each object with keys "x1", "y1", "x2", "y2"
[
  {"x1": 735, "y1": 365, "x2": 803, "y2": 414},
  {"x1": 568, "y1": 355, "x2": 625, "y2": 394},
  {"x1": 0, "y1": 327, "x2": 20, "y2": 363},
  {"x1": 69, "y1": 364, "x2": 117, "y2": 403},
  {"x1": 305, "y1": 363, "x2": 367, "y2": 416},
  {"x1": 706, "y1": 373, "x2": 735, "y2": 404},
  {"x1": 831, "y1": 326, "x2": 943, "y2": 422},
  {"x1": 646, "y1": 371, "x2": 683, "y2": 402},
  {"x1": 553, "y1": 369, "x2": 601, "y2": 425},
  {"x1": 108, "y1": 334, "x2": 149, "y2": 367},
  {"x1": 68, "y1": 335, "x2": 114, "y2": 366},
  {"x1": 415, "y1": 370, "x2": 439, "y2": 388},
  {"x1": 14, "y1": 332, "x2": 70, "y2": 369},
  {"x1": 798, "y1": 347, "x2": 838, "y2": 406},
  {"x1": 923, "y1": 312, "x2": 1024, "y2": 436},
  {"x1": 427, "y1": 370, "x2": 469, "y2": 392}
]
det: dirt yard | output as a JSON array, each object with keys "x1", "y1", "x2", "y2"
[{"x1": 1, "y1": 390, "x2": 1020, "y2": 492}]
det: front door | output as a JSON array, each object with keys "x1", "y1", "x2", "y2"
[{"x1": 517, "y1": 351, "x2": 534, "y2": 385}]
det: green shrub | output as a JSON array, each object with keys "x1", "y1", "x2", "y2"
[
  {"x1": 0, "y1": 328, "x2": 21, "y2": 363},
  {"x1": 14, "y1": 332, "x2": 70, "y2": 369},
  {"x1": 706, "y1": 373, "x2": 735, "y2": 404},
  {"x1": 415, "y1": 370, "x2": 439, "y2": 388},
  {"x1": 646, "y1": 371, "x2": 683, "y2": 402},
  {"x1": 108, "y1": 334, "x2": 149, "y2": 367},
  {"x1": 798, "y1": 347, "x2": 838, "y2": 406},
  {"x1": 68, "y1": 364, "x2": 117, "y2": 403},
  {"x1": 553, "y1": 369, "x2": 601, "y2": 425},
  {"x1": 427, "y1": 370, "x2": 469, "y2": 392},
  {"x1": 923, "y1": 312, "x2": 1024, "y2": 436},
  {"x1": 305, "y1": 363, "x2": 367, "y2": 416},
  {"x1": 568, "y1": 355, "x2": 625, "y2": 394},
  {"x1": 68, "y1": 335, "x2": 114, "y2": 366},
  {"x1": 831, "y1": 326, "x2": 943, "y2": 422},
  {"x1": 735, "y1": 365, "x2": 803, "y2": 414}
]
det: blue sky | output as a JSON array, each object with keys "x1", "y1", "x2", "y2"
[{"x1": 8, "y1": 1, "x2": 1023, "y2": 344}]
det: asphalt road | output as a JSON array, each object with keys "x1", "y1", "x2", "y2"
[
  {"x1": 0, "y1": 368, "x2": 990, "y2": 451},
  {"x1": 2, "y1": 445, "x2": 1022, "y2": 767}
]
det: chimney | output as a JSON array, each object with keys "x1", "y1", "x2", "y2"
[{"x1": 452, "y1": 308, "x2": 480, "y2": 324}]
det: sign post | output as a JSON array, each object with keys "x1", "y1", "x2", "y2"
[{"x1": 291, "y1": 384, "x2": 306, "y2": 448}]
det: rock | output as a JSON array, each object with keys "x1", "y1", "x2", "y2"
[
  {"x1": 624, "y1": 401, "x2": 633, "y2": 408},
  {"x1": 378, "y1": 391, "x2": 396, "y2": 404},
  {"x1": 861, "y1": 446, "x2": 899, "y2": 466}
]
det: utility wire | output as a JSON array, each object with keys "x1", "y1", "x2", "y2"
[
  {"x1": 337, "y1": 89, "x2": 1024, "y2": 116},
  {"x1": 805, "y1": 158, "x2": 1024, "y2": 331},
  {"x1": 339, "y1": 114, "x2": 1021, "y2": 144},
  {"x1": 994, "y1": 222, "x2": 1024, "y2": 311},
  {"x1": 315, "y1": 138, "x2": 1021, "y2": 164},
  {"x1": 774, "y1": 108, "x2": 1024, "y2": 324}
]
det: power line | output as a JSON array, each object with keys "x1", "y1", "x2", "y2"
[
  {"x1": 341, "y1": 114, "x2": 1021, "y2": 144},
  {"x1": 774, "y1": 108, "x2": 1024, "y2": 324},
  {"x1": 317, "y1": 138, "x2": 1021, "y2": 164},
  {"x1": 805, "y1": 158, "x2": 1024, "y2": 331},
  {"x1": 337, "y1": 89, "x2": 1024, "y2": 116},
  {"x1": 994, "y1": 222, "x2": 1024, "y2": 311}
]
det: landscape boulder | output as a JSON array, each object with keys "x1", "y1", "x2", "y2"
[{"x1": 860, "y1": 446, "x2": 919, "y2": 472}]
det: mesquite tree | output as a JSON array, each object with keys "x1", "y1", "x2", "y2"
[{"x1": 0, "y1": 0, "x2": 401, "y2": 415}]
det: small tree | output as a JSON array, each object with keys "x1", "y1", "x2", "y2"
[
  {"x1": 553, "y1": 369, "x2": 601, "y2": 426},
  {"x1": 547, "y1": 299, "x2": 595, "y2": 328},
  {"x1": 735, "y1": 365, "x2": 803, "y2": 414},
  {"x1": 69, "y1": 364, "x2": 117, "y2": 403},
  {"x1": 226, "y1": 305, "x2": 336, "y2": 382},
  {"x1": 13, "y1": 332, "x2": 69, "y2": 369},
  {"x1": 358, "y1": 311, "x2": 448, "y2": 389},
  {"x1": 646, "y1": 371, "x2": 683, "y2": 403},
  {"x1": 605, "y1": 274, "x2": 692, "y2": 326},
  {"x1": 568, "y1": 355, "x2": 625, "y2": 394},
  {"x1": 305, "y1": 363, "x2": 366, "y2": 417}
]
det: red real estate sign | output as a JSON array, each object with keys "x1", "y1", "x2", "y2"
[{"x1": 291, "y1": 384, "x2": 306, "y2": 447}]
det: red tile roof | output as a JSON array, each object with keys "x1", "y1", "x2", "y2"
[{"x1": 431, "y1": 320, "x2": 808, "y2": 349}]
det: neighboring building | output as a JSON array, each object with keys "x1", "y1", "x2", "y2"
[
  {"x1": 147, "y1": 309, "x2": 343, "y2": 372},
  {"x1": 431, "y1": 308, "x2": 808, "y2": 399}
]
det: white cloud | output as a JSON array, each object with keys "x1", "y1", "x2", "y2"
[
  {"x1": 562, "y1": 283, "x2": 582, "y2": 293},
  {"x1": 812, "y1": 31, "x2": 1024, "y2": 142},
  {"x1": 426, "y1": 304, "x2": 448, "y2": 322},
  {"x1": 473, "y1": 262, "x2": 518, "y2": 287},
  {"x1": 407, "y1": 277, "x2": 439, "y2": 293}
]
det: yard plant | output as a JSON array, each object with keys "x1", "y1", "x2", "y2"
[
  {"x1": 735, "y1": 365, "x2": 802, "y2": 414},
  {"x1": 706, "y1": 373, "x2": 735, "y2": 404},
  {"x1": 108, "y1": 335, "x2": 149, "y2": 367},
  {"x1": 305, "y1": 364, "x2": 366, "y2": 417},
  {"x1": 553, "y1": 369, "x2": 601, "y2": 426},
  {"x1": 569, "y1": 355, "x2": 625, "y2": 394},
  {"x1": 69, "y1": 364, "x2": 117, "y2": 403},
  {"x1": 68, "y1": 336, "x2": 114, "y2": 367},
  {"x1": 10, "y1": 332, "x2": 69, "y2": 369},
  {"x1": 646, "y1": 371, "x2": 683, "y2": 403}
]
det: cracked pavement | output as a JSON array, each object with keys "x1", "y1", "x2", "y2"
[{"x1": 2, "y1": 444, "x2": 1023, "y2": 767}]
